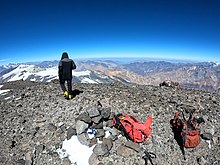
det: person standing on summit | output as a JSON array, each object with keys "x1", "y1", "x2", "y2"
[{"x1": 58, "y1": 52, "x2": 76, "y2": 99}]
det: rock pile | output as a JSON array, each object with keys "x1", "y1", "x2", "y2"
[
  {"x1": 0, "y1": 80, "x2": 219, "y2": 165},
  {"x1": 159, "y1": 80, "x2": 180, "y2": 89},
  {"x1": 74, "y1": 102, "x2": 113, "y2": 147}
]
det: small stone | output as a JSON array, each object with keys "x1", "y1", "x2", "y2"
[
  {"x1": 62, "y1": 157, "x2": 71, "y2": 165},
  {"x1": 47, "y1": 123, "x2": 57, "y2": 132},
  {"x1": 16, "y1": 103, "x2": 22, "y2": 107},
  {"x1": 16, "y1": 159, "x2": 25, "y2": 165},
  {"x1": 98, "y1": 163, "x2": 105, "y2": 165},
  {"x1": 89, "y1": 153, "x2": 99, "y2": 165},
  {"x1": 92, "y1": 122, "x2": 103, "y2": 129},
  {"x1": 60, "y1": 123, "x2": 66, "y2": 132},
  {"x1": 197, "y1": 156, "x2": 207, "y2": 165},
  {"x1": 103, "y1": 127, "x2": 119, "y2": 138},
  {"x1": 93, "y1": 143, "x2": 109, "y2": 156},
  {"x1": 212, "y1": 136, "x2": 219, "y2": 145},
  {"x1": 205, "y1": 127, "x2": 215, "y2": 136},
  {"x1": 99, "y1": 137, "x2": 104, "y2": 141},
  {"x1": 67, "y1": 127, "x2": 76, "y2": 140},
  {"x1": 106, "y1": 161, "x2": 114, "y2": 165},
  {"x1": 89, "y1": 138, "x2": 98, "y2": 147},
  {"x1": 87, "y1": 106, "x2": 100, "y2": 118},
  {"x1": 76, "y1": 120, "x2": 89, "y2": 134},
  {"x1": 77, "y1": 133, "x2": 90, "y2": 146},
  {"x1": 116, "y1": 144, "x2": 136, "y2": 157},
  {"x1": 55, "y1": 143, "x2": 62, "y2": 149},
  {"x1": 92, "y1": 115, "x2": 102, "y2": 124},
  {"x1": 25, "y1": 152, "x2": 32, "y2": 165},
  {"x1": 77, "y1": 112, "x2": 92, "y2": 124},
  {"x1": 58, "y1": 122, "x2": 64, "y2": 127},
  {"x1": 103, "y1": 138, "x2": 113, "y2": 150},
  {"x1": 35, "y1": 144, "x2": 45, "y2": 155},
  {"x1": 101, "y1": 107, "x2": 111, "y2": 119},
  {"x1": 133, "y1": 109, "x2": 139, "y2": 113},
  {"x1": 106, "y1": 119, "x2": 113, "y2": 128},
  {"x1": 124, "y1": 141, "x2": 141, "y2": 152},
  {"x1": 95, "y1": 129, "x2": 105, "y2": 138},
  {"x1": 201, "y1": 133, "x2": 213, "y2": 140},
  {"x1": 56, "y1": 128, "x2": 64, "y2": 136}
]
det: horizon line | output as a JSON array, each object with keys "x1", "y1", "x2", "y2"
[{"x1": 1, "y1": 56, "x2": 219, "y2": 66}]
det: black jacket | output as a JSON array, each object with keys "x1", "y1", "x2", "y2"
[{"x1": 58, "y1": 55, "x2": 76, "y2": 80}]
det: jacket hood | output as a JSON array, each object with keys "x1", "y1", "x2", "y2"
[{"x1": 61, "y1": 52, "x2": 69, "y2": 60}]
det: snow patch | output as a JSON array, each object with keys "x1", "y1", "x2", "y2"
[
  {"x1": 1, "y1": 64, "x2": 95, "y2": 83},
  {"x1": 0, "y1": 89, "x2": 10, "y2": 95},
  {"x1": 73, "y1": 70, "x2": 91, "y2": 76},
  {"x1": 2, "y1": 65, "x2": 35, "y2": 81},
  {"x1": 4, "y1": 96, "x2": 11, "y2": 100},
  {"x1": 57, "y1": 136, "x2": 94, "y2": 165},
  {"x1": 213, "y1": 62, "x2": 220, "y2": 67},
  {"x1": 1, "y1": 65, "x2": 58, "y2": 82},
  {"x1": 36, "y1": 66, "x2": 58, "y2": 77},
  {"x1": 81, "y1": 77, "x2": 98, "y2": 84},
  {"x1": 57, "y1": 130, "x2": 110, "y2": 165},
  {"x1": 207, "y1": 140, "x2": 212, "y2": 149}
]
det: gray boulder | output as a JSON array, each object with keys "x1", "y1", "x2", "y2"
[
  {"x1": 76, "y1": 120, "x2": 89, "y2": 135},
  {"x1": 101, "y1": 107, "x2": 111, "y2": 119},
  {"x1": 77, "y1": 133, "x2": 90, "y2": 146},
  {"x1": 93, "y1": 143, "x2": 109, "y2": 156},
  {"x1": 87, "y1": 106, "x2": 100, "y2": 118},
  {"x1": 67, "y1": 127, "x2": 77, "y2": 140},
  {"x1": 77, "y1": 112, "x2": 92, "y2": 124}
]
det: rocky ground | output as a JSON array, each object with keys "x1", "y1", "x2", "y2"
[{"x1": 0, "y1": 80, "x2": 219, "y2": 165}]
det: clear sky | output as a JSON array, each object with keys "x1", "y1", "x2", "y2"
[{"x1": 0, "y1": 0, "x2": 220, "y2": 65}]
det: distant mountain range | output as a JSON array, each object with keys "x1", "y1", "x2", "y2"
[
  {"x1": 1, "y1": 59, "x2": 220, "y2": 93},
  {"x1": 0, "y1": 60, "x2": 130, "y2": 85}
]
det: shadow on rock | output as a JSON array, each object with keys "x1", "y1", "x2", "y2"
[
  {"x1": 170, "y1": 119, "x2": 185, "y2": 158},
  {"x1": 72, "y1": 89, "x2": 83, "y2": 98}
]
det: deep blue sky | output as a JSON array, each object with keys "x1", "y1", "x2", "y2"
[{"x1": 0, "y1": 0, "x2": 220, "y2": 65}]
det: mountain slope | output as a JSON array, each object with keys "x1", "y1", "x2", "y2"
[
  {"x1": 80, "y1": 60, "x2": 220, "y2": 93},
  {"x1": 1, "y1": 60, "x2": 220, "y2": 93},
  {"x1": 0, "y1": 63, "x2": 129, "y2": 84}
]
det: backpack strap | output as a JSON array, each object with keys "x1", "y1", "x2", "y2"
[
  {"x1": 114, "y1": 114, "x2": 132, "y2": 141},
  {"x1": 119, "y1": 114, "x2": 136, "y2": 141},
  {"x1": 172, "y1": 111, "x2": 186, "y2": 159},
  {"x1": 129, "y1": 115, "x2": 139, "y2": 123},
  {"x1": 172, "y1": 111, "x2": 184, "y2": 128},
  {"x1": 122, "y1": 114, "x2": 137, "y2": 126},
  {"x1": 174, "y1": 111, "x2": 181, "y2": 121}
]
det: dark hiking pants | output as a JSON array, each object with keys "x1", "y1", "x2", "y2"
[{"x1": 60, "y1": 79, "x2": 72, "y2": 95}]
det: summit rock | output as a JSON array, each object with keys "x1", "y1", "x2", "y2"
[{"x1": 0, "y1": 80, "x2": 219, "y2": 165}]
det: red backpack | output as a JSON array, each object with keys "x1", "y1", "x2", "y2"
[
  {"x1": 171, "y1": 111, "x2": 204, "y2": 148},
  {"x1": 112, "y1": 113, "x2": 152, "y2": 143}
]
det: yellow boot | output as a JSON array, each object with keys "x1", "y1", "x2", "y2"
[
  {"x1": 64, "y1": 91, "x2": 69, "y2": 98},
  {"x1": 69, "y1": 94, "x2": 73, "y2": 100}
]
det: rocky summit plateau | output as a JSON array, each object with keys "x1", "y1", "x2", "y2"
[{"x1": 0, "y1": 80, "x2": 220, "y2": 165}]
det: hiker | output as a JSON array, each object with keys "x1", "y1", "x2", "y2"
[{"x1": 58, "y1": 52, "x2": 76, "y2": 99}]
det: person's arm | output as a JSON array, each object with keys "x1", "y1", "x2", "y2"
[
  {"x1": 58, "y1": 61, "x2": 63, "y2": 79},
  {"x1": 72, "y1": 60, "x2": 76, "y2": 70}
]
